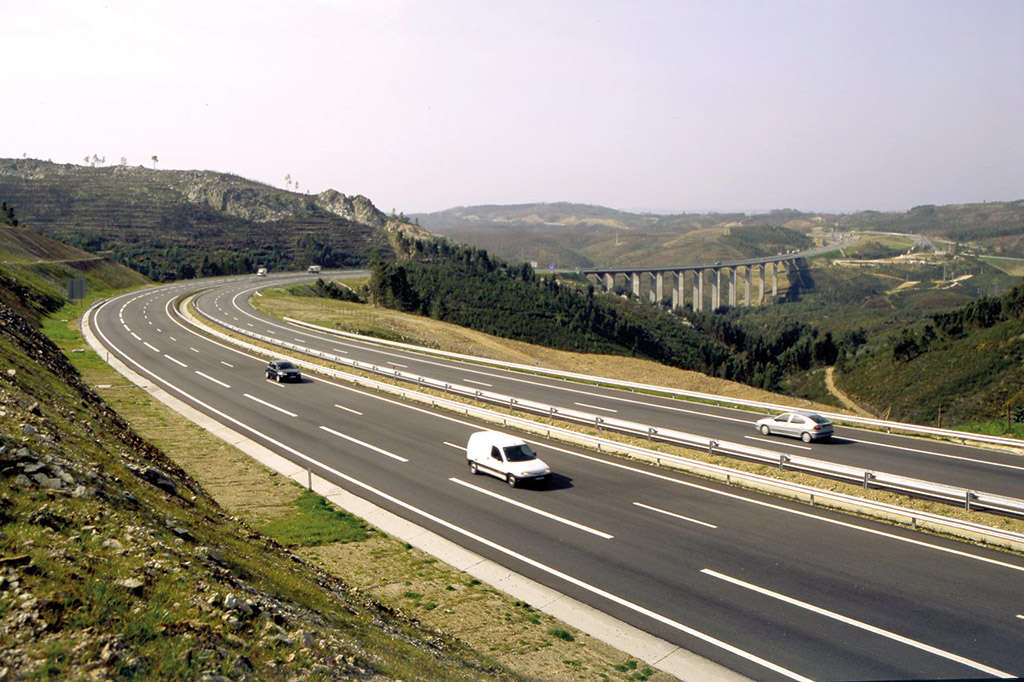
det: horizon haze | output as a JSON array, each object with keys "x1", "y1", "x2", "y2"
[{"x1": 5, "y1": 0, "x2": 1023, "y2": 216}]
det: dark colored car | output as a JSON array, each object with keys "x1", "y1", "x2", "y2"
[{"x1": 266, "y1": 360, "x2": 302, "y2": 383}]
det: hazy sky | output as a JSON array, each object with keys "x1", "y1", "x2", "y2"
[{"x1": 5, "y1": 0, "x2": 1023, "y2": 214}]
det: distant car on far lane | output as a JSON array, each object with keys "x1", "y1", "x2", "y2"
[
  {"x1": 755, "y1": 412, "x2": 833, "y2": 443},
  {"x1": 266, "y1": 360, "x2": 302, "y2": 383}
]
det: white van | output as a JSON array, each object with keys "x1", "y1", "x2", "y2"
[
  {"x1": 466, "y1": 431, "x2": 552, "y2": 487},
  {"x1": 256, "y1": 267, "x2": 267, "y2": 277}
]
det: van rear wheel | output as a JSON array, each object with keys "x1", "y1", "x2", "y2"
[
  {"x1": 506, "y1": 474, "x2": 517, "y2": 488},
  {"x1": 469, "y1": 461, "x2": 478, "y2": 475}
]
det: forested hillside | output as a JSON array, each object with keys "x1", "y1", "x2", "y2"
[
  {"x1": 0, "y1": 158, "x2": 427, "y2": 281},
  {"x1": 833, "y1": 279, "x2": 1024, "y2": 426},
  {"x1": 367, "y1": 238, "x2": 842, "y2": 391}
]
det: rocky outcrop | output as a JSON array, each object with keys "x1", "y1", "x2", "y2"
[{"x1": 315, "y1": 189, "x2": 387, "y2": 228}]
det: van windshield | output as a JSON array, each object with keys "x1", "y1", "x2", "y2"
[{"x1": 503, "y1": 444, "x2": 536, "y2": 462}]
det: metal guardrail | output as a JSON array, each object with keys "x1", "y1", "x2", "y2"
[
  {"x1": 281, "y1": 317, "x2": 1024, "y2": 451},
  {"x1": 178, "y1": 300, "x2": 1024, "y2": 551},
  {"x1": 190, "y1": 303, "x2": 1024, "y2": 519}
]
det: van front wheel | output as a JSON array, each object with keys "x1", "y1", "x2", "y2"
[
  {"x1": 469, "y1": 461, "x2": 478, "y2": 475},
  {"x1": 506, "y1": 474, "x2": 517, "y2": 488}
]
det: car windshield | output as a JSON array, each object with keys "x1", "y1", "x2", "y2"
[
  {"x1": 503, "y1": 444, "x2": 536, "y2": 462},
  {"x1": 277, "y1": 362, "x2": 296, "y2": 370}
]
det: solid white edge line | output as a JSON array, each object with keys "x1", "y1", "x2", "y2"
[
  {"x1": 195, "y1": 371, "x2": 230, "y2": 389},
  {"x1": 701, "y1": 569, "x2": 1014, "y2": 678},
  {"x1": 318, "y1": 425, "x2": 408, "y2": 462},
  {"x1": 333, "y1": 403, "x2": 363, "y2": 416},
  {"x1": 574, "y1": 402, "x2": 619, "y2": 413},
  {"x1": 450, "y1": 477, "x2": 613, "y2": 539},
  {"x1": 634, "y1": 502, "x2": 717, "y2": 529},
  {"x1": 163, "y1": 354, "x2": 187, "y2": 368},
  {"x1": 94, "y1": 292, "x2": 794, "y2": 681},
  {"x1": 243, "y1": 393, "x2": 297, "y2": 417}
]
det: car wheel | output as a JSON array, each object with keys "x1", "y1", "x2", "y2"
[
  {"x1": 266, "y1": 372, "x2": 271, "y2": 380},
  {"x1": 801, "y1": 432, "x2": 812, "y2": 443},
  {"x1": 275, "y1": 374, "x2": 281, "y2": 383},
  {"x1": 760, "y1": 424, "x2": 770, "y2": 435},
  {"x1": 506, "y1": 474, "x2": 517, "y2": 488},
  {"x1": 469, "y1": 461, "x2": 478, "y2": 475}
]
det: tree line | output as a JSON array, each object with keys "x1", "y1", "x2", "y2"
[{"x1": 366, "y1": 240, "x2": 845, "y2": 391}]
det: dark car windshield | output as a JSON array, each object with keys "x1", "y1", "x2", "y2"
[
  {"x1": 503, "y1": 444, "x2": 536, "y2": 462},
  {"x1": 276, "y1": 362, "x2": 297, "y2": 370}
]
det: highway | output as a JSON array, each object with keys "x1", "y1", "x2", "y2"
[
  {"x1": 197, "y1": 276, "x2": 1024, "y2": 501},
  {"x1": 88, "y1": 273, "x2": 1024, "y2": 681}
]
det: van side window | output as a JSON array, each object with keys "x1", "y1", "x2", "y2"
[{"x1": 490, "y1": 446, "x2": 502, "y2": 461}]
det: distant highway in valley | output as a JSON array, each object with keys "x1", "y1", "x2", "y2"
[{"x1": 88, "y1": 272, "x2": 1024, "y2": 682}]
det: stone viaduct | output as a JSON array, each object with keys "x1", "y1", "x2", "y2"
[{"x1": 581, "y1": 256, "x2": 801, "y2": 312}]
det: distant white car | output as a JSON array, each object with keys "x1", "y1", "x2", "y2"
[
  {"x1": 466, "y1": 431, "x2": 552, "y2": 487},
  {"x1": 755, "y1": 412, "x2": 834, "y2": 443}
]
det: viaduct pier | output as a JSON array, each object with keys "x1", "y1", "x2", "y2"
[{"x1": 581, "y1": 256, "x2": 801, "y2": 312}]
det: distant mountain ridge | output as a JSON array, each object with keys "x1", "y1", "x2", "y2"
[
  {"x1": 0, "y1": 159, "x2": 429, "y2": 280},
  {"x1": 412, "y1": 200, "x2": 1024, "y2": 268}
]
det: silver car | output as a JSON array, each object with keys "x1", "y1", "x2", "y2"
[{"x1": 755, "y1": 412, "x2": 834, "y2": 442}]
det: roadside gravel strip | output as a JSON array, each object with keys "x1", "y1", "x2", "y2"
[{"x1": 83, "y1": 297, "x2": 750, "y2": 682}]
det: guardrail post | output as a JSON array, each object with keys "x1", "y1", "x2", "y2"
[
  {"x1": 779, "y1": 454, "x2": 790, "y2": 471},
  {"x1": 863, "y1": 471, "x2": 875, "y2": 489},
  {"x1": 595, "y1": 416, "x2": 604, "y2": 433},
  {"x1": 647, "y1": 427, "x2": 656, "y2": 441},
  {"x1": 707, "y1": 439, "x2": 718, "y2": 456},
  {"x1": 307, "y1": 468, "x2": 312, "y2": 490},
  {"x1": 966, "y1": 491, "x2": 975, "y2": 511}
]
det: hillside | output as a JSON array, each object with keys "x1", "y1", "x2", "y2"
[
  {"x1": 413, "y1": 201, "x2": 1024, "y2": 268},
  {"x1": 833, "y1": 279, "x2": 1024, "y2": 426},
  {"x1": 0, "y1": 159, "x2": 432, "y2": 281}
]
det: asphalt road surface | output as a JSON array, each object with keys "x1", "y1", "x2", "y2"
[{"x1": 88, "y1": 274, "x2": 1024, "y2": 681}]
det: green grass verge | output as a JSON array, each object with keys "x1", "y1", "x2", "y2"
[{"x1": 258, "y1": 489, "x2": 370, "y2": 546}]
